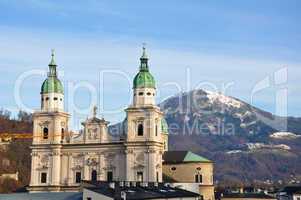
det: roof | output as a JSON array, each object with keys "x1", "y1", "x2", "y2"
[
  {"x1": 41, "y1": 77, "x2": 64, "y2": 94},
  {"x1": 133, "y1": 71, "x2": 155, "y2": 89},
  {"x1": 0, "y1": 192, "x2": 82, "y2": 200},
  {"x1": 161, "y1": 118, "x2": 169, "y2": 134},
  {"x1": 280, "y1": 186, "x2": 301, "y2": 194},
  {"x1": 163, "y1": 151, "x2": 211, "y2": 164},
  {"x1": 84, "y1": 181, "x2": 200, "y2": 200},
  {"x1": 222, "y1": 193, "x2": 275, "y2": 199}
]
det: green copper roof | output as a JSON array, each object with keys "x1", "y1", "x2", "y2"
[
  {"x1": 133, "y1": 47, "x2": 156, "y2": 89},
  {"x1": 41, "y1": 77, "x2": 64, "y2": 94},
  {"x1": 183, "y1": 151, "x2": 211, "y2": 163},
  {"x1": 161, "y1": 118, "x2": 169, "y2": 134},
  {"x1": 163, "y1": 151, "x2": 212, "y2": 164},
  {"x1": 133, "y1": 71, "x2": 155, "y2": 88},
  {"x1": 41, "y1": 50, "x2": 64, "y2": 94}
]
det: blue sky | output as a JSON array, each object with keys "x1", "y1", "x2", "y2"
[{"x1": 0, "y1": 0, "x2": 300, "y2": 129}]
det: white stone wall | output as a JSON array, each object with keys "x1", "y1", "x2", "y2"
[
  {"x1": 133, "y1": 88, "x2": 156, "y2": 106},
  {"x1": 41, "y1": 93, "x2": 64, "y2": 112}
]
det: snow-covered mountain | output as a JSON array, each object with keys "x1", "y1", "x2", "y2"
[
  {"x1": 111, "y1": 89, "x2": 301, "y2": 184},
  {"x1": 158, "y1": 89, "x2": 301, "y2": 185},
  {"x1": 270, "y1": 132, "x2": 301, "y2": 139},
  {"x1": 159, "y1": 89, "x2": 296, "y2": 137}
]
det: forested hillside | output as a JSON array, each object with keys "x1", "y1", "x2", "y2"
[{"x1": 0, "y1": 110, "x2": 32, "y2": 193}]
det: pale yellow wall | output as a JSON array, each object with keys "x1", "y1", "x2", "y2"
[
  {"x1": 163, "y1": 162, "x2": 214, "y2": 200},
  {"x1": 163, "y1": 162, "x2": 213, "y2": 184},
  {"x1": 199, "y1": 185, "x2": 215, "y2": 200}
]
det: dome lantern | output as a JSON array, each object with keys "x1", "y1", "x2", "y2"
[
  {"x1": 133, "y1": 46, "x2": 156, "y2": 89},
  {"x1": 41, "y1": 50, "x2": 64, "y2": 94}
]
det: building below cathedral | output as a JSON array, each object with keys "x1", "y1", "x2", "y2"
[
  {"x1": 27, "y1": 47, "x2": 214, "y2": 200},
  {"x1": 163, "y1": 151, "x2": 215, "y2": 200}
]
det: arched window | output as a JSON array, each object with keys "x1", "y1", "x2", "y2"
[
  {"x1": 61, "y1": 128, "x2": 65, "y2": 140},
  {"x1": 43, "y1": 127, "x2": 48, "y2": 139},
  {"x1": 41, "y1": 172, "x2": 47, "y2": 183},
  {"x1": 91, "y1": 170, "x2": 97, "y2": 182},
  {"x1": 75, "y1": 171, "x2": 81, "y2": 183},
  {"x1": 155, "y1": 124, "x2": 158, "y2": 136},
  {"x1": 138, "y1": 123, "x2": 143, "y2": 136},
  {"x1": 195, "y1": 174, "x2": 202, "y2": 183},
  {"x1": 137, "y1": 171, "x2": 143, "y2": 182}
]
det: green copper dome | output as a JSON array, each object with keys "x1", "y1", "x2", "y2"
[
  {"x1": 133, "y1": 47, "x2": 156, "y2": 89},
  {"x1": 133, "y1": 71, "x2": 155, "y2": 88},
  {"x1": 41, "y1": 50, "x2": 64, "y2": 94},
  {"x1": 161, "y1": 118, "x2": 169, "y2": 134},
  {"x1": 41, "y1": 77, "x2": 64, "y2": 94}
]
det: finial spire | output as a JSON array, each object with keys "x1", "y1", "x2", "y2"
[
  {"x1": 48, "y1": 49, "x2": 57, "y2": 77},
  {"x1": 140, "y1": 43, "x2": 149, "y2": 71},
  {"x1": 141, "y1": 43, "x2": 148, "y2": 59},
  {"x1": 49, "y1": 49, "x2": 57, "y2": 66}
]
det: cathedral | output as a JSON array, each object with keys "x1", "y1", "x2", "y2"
[
  {"x1": 29, "y1": 47, "x2": 169, "y2": 192},
  {"x1": 28, "y1": 47, "x2": 214, "y2": 200}
]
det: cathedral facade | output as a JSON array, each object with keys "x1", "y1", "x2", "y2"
[{"x1": 29, "y1": 48, "x2": 169, "y2": 192}]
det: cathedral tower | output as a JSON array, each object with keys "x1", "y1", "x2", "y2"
[
  {"x1": 29, "y1": 51, "x2": 70, "y2": 191},
  {"x1": 124, "y1": 47, "x2": 167, "y2": 182}
]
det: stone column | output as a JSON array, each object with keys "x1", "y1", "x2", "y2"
[
  {"x1": 51, "y1": 148, "x2": 61, "y2": 185},
  {"x1": 83, "y1": 154, "x2": 89, "y2": 180},
  {"x1": 60, "y1": 153, "x2": 68, "y2": 185},
  {"x1": 97, "y1": 153, "x2": 102, "y2": 180},
  {"x1": 125, "y1": 149, "x2": 134, "y2": 181},
  {"x1": 29, "y1": 152, "x2": 38, "y2": 186},
  {"x1": 147, "y1": 149, "x2": 156, "y2": 182},
  {"x1": 67, "y1": 154, "x2": 73, "y2": 185},
  {"x1": 157, "y1": 150, "x2": 163, "y2": 182}
]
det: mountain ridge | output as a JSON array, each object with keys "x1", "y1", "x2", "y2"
[{"x1": 158, "y1": 89, "x2": 301, "y2": 185}]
